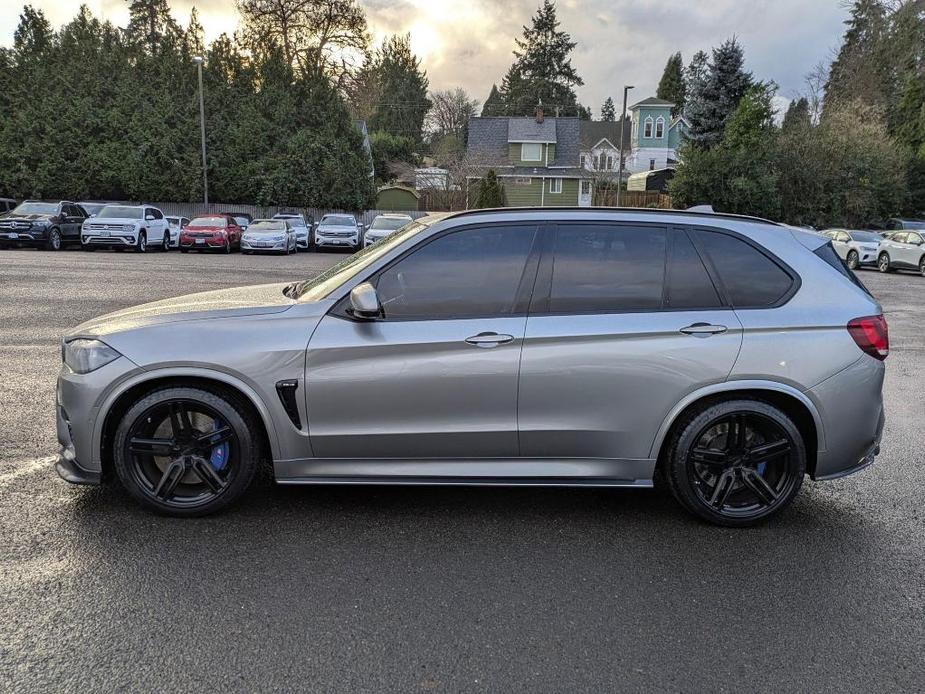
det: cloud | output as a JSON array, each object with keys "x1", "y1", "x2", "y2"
[{"x1": 1, "y1": 0, "x2": 847, "y2": 114}]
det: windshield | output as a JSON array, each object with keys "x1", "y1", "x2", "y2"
[
  {"x1": 320, "y1": 215, "x2": 355, "y2": 226},
  {"x1": 12, "y1": 202, "x2": 57, "y2": 215},
  {"x1": 98, "y1": 206, "x2": 143, "y2": 219},
  {"x1": 188, "y1": 216, "x2": 226, "y2": 228},
  {"x1": 248, "y1": 221, "x2": 286, "y2": 233},
  {"x1": 233, "y1": 217, "x2": 249, "y2": 226},
  {"x1": 370, "y1": 217, "x2": 411, "y2": 231},
  {"x1": 849, "y1": 231, "x2": 881, "y2": 242},
  {"x1": 292, "y1": 221, "x2": 428, "y2": 301},
  {"x1": 275, "y1": 215, "x2": 306, "y2": 227},
  {"x1": 901, "y1": 220, "x2": 925, "y2": 230}
]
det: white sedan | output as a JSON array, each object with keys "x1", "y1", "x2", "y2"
[
  {"x1": 241, "y1": 218, "x2": 298, "y2": 255},
  {"x1": 364, "y1": 214, "x2": 414, "y2": 247}
]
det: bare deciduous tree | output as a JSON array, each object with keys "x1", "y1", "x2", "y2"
[{"x1": 425, "y1": 88, "x2": 480, "y2": 145}]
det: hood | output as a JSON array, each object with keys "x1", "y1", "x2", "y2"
[
  {"x1": 69, "y1": 283, "x2": 296, "y2": 338},
  {"x1": 1, "y1": 213, "x2": 54, "y2": 222},
  {"x1": 84, "y1": 216, "x2": 138, "y2": 225},
  {"x1": 319, "y1": 224, "x2": 357, "y2": 232}
]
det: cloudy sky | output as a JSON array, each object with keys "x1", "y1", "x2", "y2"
[{"x1": 1, "y1": 1, "x2": 848, "y2": 113}]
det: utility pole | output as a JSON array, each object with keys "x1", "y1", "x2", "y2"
[
  {"x1": 616, "y1": 85, "x2": 634, "y2": 208},
  {"x1": 193, "y1": 56, "x2": 208, "y2": 205}
]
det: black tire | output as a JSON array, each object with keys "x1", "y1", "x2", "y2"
[
  {"x1": 136, "y1": 231, "x2": 147, "y2": 253},
  {"x1": 161, "y1": 230, "x2": 170, "y2": 252},
  {"x1": 180, "y1": 248, "x2": 188, "y2": 253},
  {"x1": 919, "y1": 255, "x2": 925, "y2": 277},
  {"x1": 222, "y1": 239, "x2": 231, "y2": 254},
  {"x1": 112, "y1": 386, "x2": 261, "y2": 517},
  {"x1": 878, "y1": 252, "x2": 893, "y2": 273},
  {"x1": 846, "y1": 250, "x2": 860, "y2": 270},
  {"x1": 46, "y1": 228, "x2": 62, "y2": 251},
  {"x1": 82, "y1": 245, "x2": 95, "y2": 252},
  {"x1": 663, "y1": 399, "x2": 805, "y2": 527}
]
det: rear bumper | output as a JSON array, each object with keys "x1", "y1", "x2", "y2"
[{"x1": 809, "y1": 356, "x2": 885, "y2": 480}]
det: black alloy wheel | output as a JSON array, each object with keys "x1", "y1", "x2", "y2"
[
  {"x1": 113, "y1": 387, "x2": 260, "y2": 516},
  {"x1": 665, "y1": 400, "x2": 805, "y2": 527}
]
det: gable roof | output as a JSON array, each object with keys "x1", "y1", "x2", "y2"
[
  {"x1": 508, "y1": 117, "x2": 557, "y2": 143},
  {"x1": 466, "y1": 117, "x2": 581, "y2": 168},
  {"x1": 630, "y1": 97, "x2": 674, "y2": 110},
  {"x1": 579, "y1": 119, "x2": 631, "y2": 151}
]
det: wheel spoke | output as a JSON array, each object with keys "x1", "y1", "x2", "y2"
[
  {"x1": 168, "y1": 402, "x2": 193, "y2": 438},
  {"x1": 196, "y1": 426, "x2": 233, "y2": 448},
  {"x1": 191, "y1": 458, "x2": 226, "y2": 494},
  {"x1": 709, "y1": 469, "x2": 736, "y2": 509},
  {"x1": 742, "y1": 469, "x2": 779, "y2": 507},
  {"x1": 747, "y1": 439, "x2": 790, "y2": 464},
  {"x1": 730, "y1": 414, "x2": 747, "y2": 450},
  {"x1": 690, "y1": 447, "x2": 727, "y2": 468},
  {"x1": 129, "y1": 437, "x2": 174, "y2": 456},
  {"x1": 153, "y1": 458, "x2": 186, "y2": 500}
]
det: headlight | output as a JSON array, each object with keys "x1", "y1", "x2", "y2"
[{"x1": 62, "y1": 339, "x2": 121, "y2": 374}]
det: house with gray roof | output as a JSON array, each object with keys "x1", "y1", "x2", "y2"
[{"x1": 465, "y1": 106, "x2": 590, "y2": 207}]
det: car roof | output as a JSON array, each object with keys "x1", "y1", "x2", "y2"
[
  {"x1": 439, "y1": 206, "x2": 784, "y2": 227},
  {"x1": 376, "y1": 213, "x2": 413, "y2": 219}
]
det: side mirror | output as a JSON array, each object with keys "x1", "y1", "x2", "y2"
[{"x1": 349, "y1": 282, "x2": 381, "y2": 319}]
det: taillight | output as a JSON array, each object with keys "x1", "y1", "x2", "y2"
[{"x1": 848, "y1": 315, "x2": 889, "y2": 361}]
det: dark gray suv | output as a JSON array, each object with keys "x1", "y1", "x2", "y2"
[
  {"x1": 55, "y1": 208, "x2": 887, "y2": 526},
  {"x1": 0, "y1": 200, "x2": 87, "y2": 250}
]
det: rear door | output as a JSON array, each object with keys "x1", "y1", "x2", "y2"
[
  {"x1": 889, "y1": 232, "x2": 914, "y2": 267},
  {"x1": 832, "y1": 231, "x2": 851, "y2": 259},
  {"x1": 305, "y1": 223, "x2": 541, "y2": 460},
  {"x1": 518, "y1": 223, "x2": 743, "y2": 468},
  {"x1": 62, "y1": 204, "x2": 84, "y2": 241}
]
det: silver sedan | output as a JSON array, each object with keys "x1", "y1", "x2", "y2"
[{"x1": 241, "y1": 219, "x2": 297, "y2": 255}]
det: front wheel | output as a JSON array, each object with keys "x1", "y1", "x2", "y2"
[
  {"x1": 663, "y1": 399, "x2": 805, "y2": 527},
  {"x1": 161, "y1": 230, "x2": 170, "y2": 252},
  {"x1": 46, "y1": 228, "x2": 62, "y2": 251},
  {"x1": 112, "y1": 387, "x2": 261, "y2": 516},
  {"x1": 919, "y1": 256, "x2": 925, "y2": 277},
  {"x1": 878, "y1": 252, "x2": 892, "y2": 273},
  {"x1": 846, "y1": 250, "x2": 859, "y2": 270},
  {"x1": 136, "y1": 231, "x2": 147, "y2": 253}
]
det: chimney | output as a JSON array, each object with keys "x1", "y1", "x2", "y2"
[{"x1": 535, "y1": 101, "x2": 544, "y2": 123}]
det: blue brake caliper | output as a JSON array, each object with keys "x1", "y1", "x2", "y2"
[{"x1": 209, "y1": 418, "x2": 229, "y2": 471}]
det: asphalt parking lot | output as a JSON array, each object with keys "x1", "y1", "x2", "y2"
[{"x1": 1, "y1": 248, "x2": 923, "y2": 692}]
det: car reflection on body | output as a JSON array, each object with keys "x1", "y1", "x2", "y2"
[
  {"x1": 241, "y1": 218, "x2": 298, "y2": 255},
  {"x1": 363, "y1": 213, "x2": 414, "y2": 247}
]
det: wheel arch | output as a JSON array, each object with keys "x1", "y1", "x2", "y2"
[
  {"x1": 95, "y1": 368, "x2": 279, "y2": 480},
  {"x1": 650, "y1": 381, "x2": 824, "y2": 478}
]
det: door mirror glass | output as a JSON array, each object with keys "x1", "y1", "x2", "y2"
[
  {"x1": 145, "y1": 214, "x2": 155, "y2": 221},
  {"x1": 349, "y1": 282, "x2": 381, "y2": 318}
]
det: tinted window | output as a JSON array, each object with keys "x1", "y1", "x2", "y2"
[
  {"x1": 666, "y1": 230, "x2": 722, "y2": 309},
  {"x1": 548, "y1": 224, "x2": 666, "y2": 313},
  {"x1": 892, "y1": 232, "x2": 908, "y2": 244},
  {"x1": 814, "y1": 242, "x2": 870, "y2": 295},
  {"x1": 908, "y1": 233, "x2": 923, "y2": 245},
  {"x1": 376, "y1": 225, "x2": 537, "y2": 319},
  {"x1": 695, "y1": 230, "x2": 794, "y2": 308}
]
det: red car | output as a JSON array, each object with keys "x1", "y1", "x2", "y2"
[{"x1": 179, "y1": 214, "x2": 243, "y2": 253}]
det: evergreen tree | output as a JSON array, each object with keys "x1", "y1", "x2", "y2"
[
  {"x1": 600, "y1": 97, "x2": 616, "y2": 122},
  {"x1": 473, "y1": 170, "x2": 504, "y2": 208},
  {"x1": 657, "y1": 52, "x2": 686, "y2": 117},
  {"x1": 482, "y1": 84, "x2": 503, "y2": 116},
  {"x1": 683, "y1": 50, "x2": 708, "y2": 119},
  {"x1": 823, "y1": 0, "x2": 890, "y2": 114},
  {"x1": 502, "y1": 0, "x2": 584, "y2": 116},
  {"x1": 687, "y1": 39, "x2": 753, "y2": 149},
  {"x1": 127, "y1": 0, "x2": 181, "y2": 54},
  {"x1": 367, "y1": 34, "x2": 431, "y2": 144},
  {"x1": 781, "y1": 97, "x2": 812, "y2": 131}
]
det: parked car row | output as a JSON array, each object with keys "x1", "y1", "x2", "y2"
[
  {"x1": 820, "y1": 222, "x2": 925, "y2": 276},
  {"x1": 0, "y1": 199, "x2": 415, "y2": 255}
]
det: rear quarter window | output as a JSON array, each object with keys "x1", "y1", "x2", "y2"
[{"x1": 694, "y1": 229, "x2": 795, "y2": 308}]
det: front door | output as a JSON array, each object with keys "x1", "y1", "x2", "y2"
[
  {"x1": 518, "y1": 223, "x2": 743, "y2": 472},
  {"x1": 578, "y1": 179, "x2": 593, "y2": 207},
  {"x1": 305, "y1": 223, "x2": 540, "y2": 461}
]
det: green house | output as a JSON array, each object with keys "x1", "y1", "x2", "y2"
[{"x1": 376, "y1": 185, "x2": 420, "y2": 211}]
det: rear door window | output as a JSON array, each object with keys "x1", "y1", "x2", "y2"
[
  {"x1": 694, "y1": 229, "x2": 795, "y2": 308},
  {"x1": 665, "y1": 229, "x2": 722, "y2": 309},
  {"x1": 546, "y1": 224, "x2": 667, "y2": 313}
]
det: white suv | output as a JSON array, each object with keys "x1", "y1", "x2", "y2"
[{"x1": 81, "y1": 205, "x2": 170, "y2": 252}]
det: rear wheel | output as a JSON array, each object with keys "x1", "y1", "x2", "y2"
[
  {"x1": 878, "y1": 252, "x2": 892, "y2": 273},
  {"x1": 847, "y1": 250, "x2": 860, "y2": 270},
  {"x1": 112, "y1": 387, "x2": 260, "y2": 517},
  {"x1": 664, "y1": 399, "x2": 805, "y2": 527}
]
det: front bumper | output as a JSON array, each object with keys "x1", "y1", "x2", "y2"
[
  {"x1": 242, "y1": 238, "x2": 288, "y2": 252},
  {"x1": 180, "y1": 237, "x2": 225, "y2": 249},
  {"x1": 315, "y1": 233, "x2": 358, "y2": 248},
  {"x1": 857, "y1": 249, "x2": 878, "y2": 266},
  {"x1": 364, "y1": 235, "x2": 388, "y2": 247},
  {"x1": 0, "y1": 229, "x2": 49, "y2": 245},
  {"x1": 82, "y1": 234, "x2": 137, "y2": 247}
]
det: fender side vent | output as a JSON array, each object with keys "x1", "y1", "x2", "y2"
[{"x1": 275, "y1": 380, "x2": 302, "y2": 429}]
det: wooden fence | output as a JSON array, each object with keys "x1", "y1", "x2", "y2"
[{"x1": 592, "y1": 190, "x2": 673, "y2": 209}]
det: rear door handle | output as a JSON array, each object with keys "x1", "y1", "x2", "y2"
[
  {"x1": 680, "y1": 323, "x2": 728, "y2": 336},
  {"x1": 465, "y1": 332, "x2": 514, "y2": 347}
]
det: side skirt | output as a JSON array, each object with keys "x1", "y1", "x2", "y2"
[{"x1": 274, "y1": 457, "x2": 656, "y2": 488}]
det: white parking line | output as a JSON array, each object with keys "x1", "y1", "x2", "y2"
[{"x1": 0, "y1": 456, "x2": 55, "y2": 486}]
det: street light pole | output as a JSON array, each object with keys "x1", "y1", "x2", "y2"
[
  {"x1": 616, "y1": 84, "x2": 634, "y2": 208},
  {"x1": 193, "y1": 56, "x2": 208, "y2": 206}
]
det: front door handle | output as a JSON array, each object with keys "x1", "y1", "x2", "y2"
[
  {"x1": 680, "y1": 323, "x2": 728, "y2": 336},
  {"x1": 465, "y1": 332, "x2": 514, "y2": 347}
]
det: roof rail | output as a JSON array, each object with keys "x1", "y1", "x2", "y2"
[{"x1": 442, "y1": 206, "x2": 782, "y2": 226}]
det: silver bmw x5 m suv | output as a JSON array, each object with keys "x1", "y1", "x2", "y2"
[{"x1": 55, "y1": 208, "x2": 887, "y2": 526}]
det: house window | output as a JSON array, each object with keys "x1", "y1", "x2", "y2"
[
  {"x1": 580, "y1": 155, "x2": 587, "y2": 168},
  {"x1": 550, "y1": 178, "x2": 563, "y2": 194},
  {"x1": 655, "y1": 117, "x2": 665, "y2": 138},
  {"x1": 593, "y1": 154, "x2": 600, "y2": 170},
  {"x1": 581, "y1": 180, "x2": 592, "y2": 196},
  {"x1": 649, "y1": 159, "x2": 656, "y2": 171},
  {"x1": 514, "y1": 177, "x2": 532, "y2": 185},
  {"x1": 521, "y1": 143, "x2": 543, "y2": 161},
  {"x1": 644, "y1": 117, "x2": 654, "y2": 138},
  {"x1": 606, "y1": 155, "x2": 614, "y2": 170}
]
